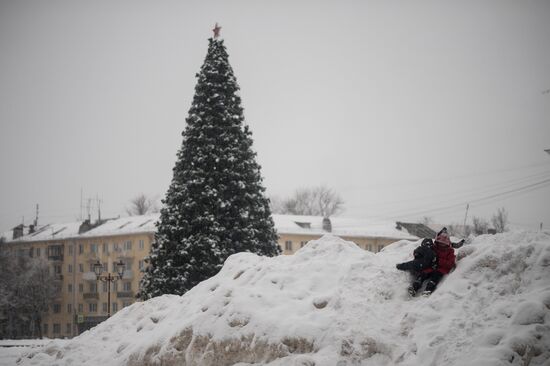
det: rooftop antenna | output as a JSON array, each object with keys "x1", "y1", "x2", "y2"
[
  {"x1": 86, "y1": 198, "x2": 92, "y2": 222},
  {"x1": 34, "y1": 204, "x2": 39, "y2": 227},
  {"x1": 96, "y1": 195, "x2": 102, "y2": 222}
]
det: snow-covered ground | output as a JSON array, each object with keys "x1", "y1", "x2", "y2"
[
  {"x1": 0, "y1": 339, "x2": 67, "y2": 366},
  {"x1": 10, "y1": 231, "x2": 550, "y2": 366}
]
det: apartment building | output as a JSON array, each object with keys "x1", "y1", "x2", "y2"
[{"x1": 0, "y1": 213, "x2": 417, "y2": 338}]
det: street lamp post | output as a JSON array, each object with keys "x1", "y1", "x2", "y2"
[{"x1": 93, "y1": 260, "x2": 125, "y2": 318}]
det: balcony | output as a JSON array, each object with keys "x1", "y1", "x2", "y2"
[
  {"x1": 83, "y1": 292, "x2": 99, "y2": 300},
  {"x1": 82, "y1": 272, "x2": 97, "y2": 281},
  {"x1": 53, "y1": 274, "x2": 64, "y2": 281},
  {"x1": 85, "y1": 252, "x2": 100, "y2": 262},
  {"x1": 117, "y1": 291, "x2": 134, "y2": 299},
  {"x1": 48, "y1": 254, "x2": 64, "y2": 261},
  {"x1": 116, "y1": 252, "x2": 134, "y2": 260}
]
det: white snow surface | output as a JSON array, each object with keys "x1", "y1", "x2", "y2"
[{"x1": 14, "y1": 231, "x2": 550, "y2": 366}]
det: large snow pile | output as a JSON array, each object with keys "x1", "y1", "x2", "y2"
[{"x1": 16, "y1": 231, "x2": 550, "y2": 366}]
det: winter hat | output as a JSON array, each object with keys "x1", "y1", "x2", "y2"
[{"x1": 435, "y1": 228, "x2": 451, "y2": 246}]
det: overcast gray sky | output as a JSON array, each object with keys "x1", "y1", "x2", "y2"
[{"x1": 1, "y1": 0, "x2": 549, "y2": 232}]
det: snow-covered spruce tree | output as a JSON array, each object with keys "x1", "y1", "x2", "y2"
[{"x1": 139, "y1": 36, "x2": 280, "y2": 299}]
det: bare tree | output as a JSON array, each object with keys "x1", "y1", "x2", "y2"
[
  {"x1": 276, "y1": 186, "x2": 344, "y2": 217},
  {"x1": 491, "y1": 207, "x2": 509, "y2": 233},
  {"x1": 268, "y1": 196, "x2": 284, "y2": 214},
  {"x1": 472, "y1": 216, "x2": 489, "y2": 235},
  {"x1": 0, "y1": 252, "x2": 56, "y2": 339},
  {"x1": 126, "y1": 193, "x2": 159, "y2": 216}
]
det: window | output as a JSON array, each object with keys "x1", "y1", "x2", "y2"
[
  {"x1": 53, "y1": 323, "x2": 60, "y2": 334},
  {"x1": 300, "y1": 241, "x2": 307, "y2": 248},
  {"x1": 102, "y1": 282, "x2": 108, "y2": 293},
  {"x1": 36, "y1": 248, "x2": 41, "y2": 257},
  {"x1": 285, "y1": 241, "x2": 292, "y2": 251},
  {"x1": 112, "y1": 282, "x2": 118, "y2": 292},
  {"x1": 89, "y1": 303, "x2": 97, "y2": 312},
  {"x1": 123, "y1": 282, "x2": 132, "y2": 291},
  {"x1": 68, "y1": 264, "x2": 73, "y2": 273},
  {"x1": 102, "y1": 262, "x2": 108, "y2": 272},
  {"x1": 89, "y1": 263, "x2": 95, "y2": 272},
  {"x1": 78, "y1": 244, "x2": 83, "y2": 254},
  {"x1": 68, "y1": 245, "x2": 73, "y2": 255},
  {"x1": 122, "y1": 301, "x2": 131, "y2": 308},
  {"x1": 79, "y1": 263, "x2": 83, "y2": 273},
  {"x1": 90, "y1": 243, "x2": 98, "y2": 253},
  {"x1": 54, "y1": 283, "x2": 62, "y2": 295},
  {"x1": 113, "y1": 243, "x2": 119, "y2": 251},
  {"x1": 367, "y1": 244, "x2": 372, "y2": 252},
  {"x1": 139, "y1": 240, "x2": 144, "y2": 250},
  {"x1": 102, "y1": 243, "x2": 108, "y2": 253},
  {"x1": 89, "y1": 283, "x2": 97, "y2": 293},
  {"x1": 68, "y1": 284, "x2": 73, "y2": 293},
  {"x1": 138, "y1": 260, "x2": 144, "y2": 271},
  {"x1": 112, "y1": 302, "x2": 118, "y2": 313},
  {"x1": 43, "y1": 323, "x2": 48, "y2": 335},
  {"x1": 67, "y1": 304, "x2": 72, "y2": 313},
  {"x1": 102, "y1": 302, "x2": 108, "y2": 313},
  {"x1": 78, "y1": 283, "x2": 83, "y2": 293},
  {"x1": 124, "y1": 261, "x2": 132, "y2": 271},
  {"x1": 377, "y1": 245, "x2": 384, "y2": 252},
  {"x1": 53, "y1": 304, "x2": 61, "y2": 313},
  {"x1": 29, "y1": 247, "x2": 34, "y2": 257},
  {"x1": 78, "y1": 303, "x2": 83, "y2": 313},
  {"x1": 66, "y1": 323, "x2": 71, "y2": 334},
  {"x1": 124, "y1": 241, "x2": 132, "y2": 250},
  {"x1": 54, "y1": 265, "x2": 62, "y2": 274}
]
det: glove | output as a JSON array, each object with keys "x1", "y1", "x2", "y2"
[{"x1": 452, "y1": 239, "x2": 465, "y2": 249}]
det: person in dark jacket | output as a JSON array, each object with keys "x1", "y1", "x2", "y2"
[{"x1": 396, "y1": 228, "x2": 457, "y2": 296}]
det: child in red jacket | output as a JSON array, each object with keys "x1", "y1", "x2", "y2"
[{"x1": 397, "y1": 228, "x2": 456, "y2": 296}]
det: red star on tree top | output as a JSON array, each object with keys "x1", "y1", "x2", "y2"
[{"x1": 212, "y1": 23, "x2": 221, "y2": 38}]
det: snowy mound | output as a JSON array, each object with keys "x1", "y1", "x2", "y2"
[{"x1": 17, "y1": 232, "x2": 550, "y2": 366}]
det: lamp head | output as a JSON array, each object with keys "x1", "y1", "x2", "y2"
[
  {"x1": 93, "y1": 260, "x2": 102, "y2": 277},
  {"x1": 115, "y1": 260, "x2": 125, "y2": 279}
]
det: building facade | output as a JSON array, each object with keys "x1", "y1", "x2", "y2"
[{"x1": 0, "y1": 214, "x2": 416, "y2": 338}]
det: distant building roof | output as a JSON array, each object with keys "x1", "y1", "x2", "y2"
[
  {"x1": 81, "y1": 214, "x2": 158, "y2": 238},
  {"x1": 274, "y1": 215, "x2": 417, "y2": 240},
  {"x1": 2, "y1": 214, "x2": 418, "y2": 243}
]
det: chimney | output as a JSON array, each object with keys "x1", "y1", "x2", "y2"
[
  {"x1": 79, "y1": 219, "x2": 92, "y2": 234},
  {"x1": 29, "y1": 224, "x2": 35, "y2": 234},
  {"x1": 322, "y1": 217, "x2": 332, "y2": 232},
  {"x1": 12, "y1": 224, "x2": 24, "y2": 240}
]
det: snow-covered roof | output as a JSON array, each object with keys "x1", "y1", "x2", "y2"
[
  {"x1": 1, "y1": 213, "x2": 415, "y2": 243},
  {"x1": 81, "y1": 214, "x2": 159, "y2": 238},
  {"x1": 273, "y1": 214, "x2": 417, "y2": 240},
  {"x1": 0, "y1": 221, "x2": 83, "y2": 243}
]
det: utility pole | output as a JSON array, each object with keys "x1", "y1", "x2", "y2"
[{"x1": 462, "y1": 203, "x2": 469, "y2": 236}]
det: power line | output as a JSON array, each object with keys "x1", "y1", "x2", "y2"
[
  {"x1": 347, "y1": 169, "x2": 550, "y2": 213},
  {"x1": 388, "y1": 176, "x2": 550, "y2": 219}
]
